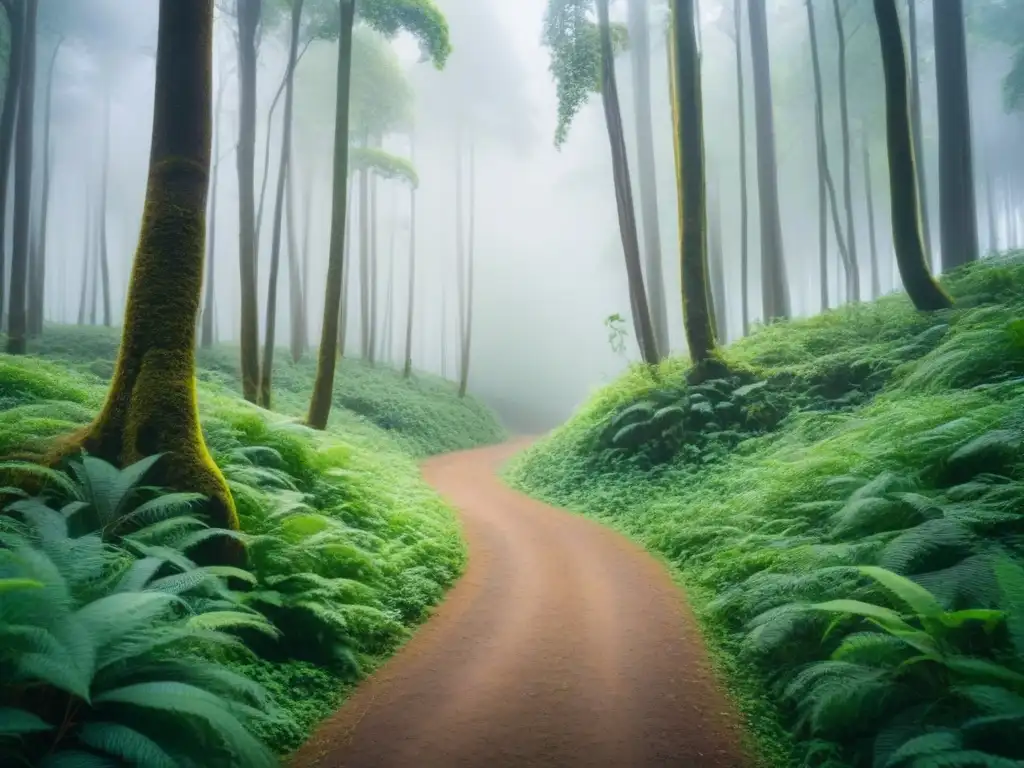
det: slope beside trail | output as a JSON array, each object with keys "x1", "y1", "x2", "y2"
[{"x1": 290, "y1": 440, "x2": 748, "y2": 768}]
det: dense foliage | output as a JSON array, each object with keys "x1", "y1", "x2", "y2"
[
  {"x1": 509, "y1": 254, "x2": 1024, "y2": 767},
  {"x1": 0, "y1": 326, "x2": 504, "y2": 760}
]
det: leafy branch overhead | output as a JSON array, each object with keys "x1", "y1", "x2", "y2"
[
  {"x1": 349, "y1": 145, "x2": 419, "y2": 188},
  {"x1": 543, "y1": 0, "x2": 629, "y2": 148},
  {"x1": 358, "y1": 0, "x2": 451, "y2": 68}
]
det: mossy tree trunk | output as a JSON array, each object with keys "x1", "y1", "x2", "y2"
[
  {"x1": 59, "y1": 0, "x2": 243, "y2": 561},
  {"x1": 907, "y1": 0, "x2": 932, "y2": 264},
  {"x1": 6, "y1": 0, "x2": 37, "y2": 355},
  {"x1": 872, "y1": 0, "x2": 951, "y2": 311},
  {"x1": 628, "y1": 0, "x2": 668, "y2": 357},
  {"x1": 235, "y1": 0, "x2": 261, "y2": 403},
  {"x1": 933, "y1": 0, "x2": 978, "y2": 272},
  {"x1": 403, "y1": 133, "x2": 417, "y2": 379},
  {"x1": 831, "y1": 0, "x2": 861, "y2": 302},
  {"x1": 258, "y1": 0, "x2": 304, "y2": 410},
  {"x1": 863, "y1": 139, "x2": 882, "y2": 299},
  {"x1": 671, "y1": 0, "x2": 716, "y2": 366},
  {"x1": 458, "y1": 141, "x2": 475, "y2": 398},
  {"x1": 307, "y1": 0, "x2": 356, "y2": 430},
  {"x1": 597, "y1": 0, "x2": 659, "y2": 365},
  {"x1": 746, "y1": 0, "x2": 790, "y2": 323},
  {"x1": 29, "y1": 36, "x2": 62, "y2": 338},
  {"x1": 0, "y1": 0, "x2": 23, "y2": 330}
]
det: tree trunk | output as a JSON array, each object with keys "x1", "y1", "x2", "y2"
[
  {"x1": 367, "y1": 140, "x2": 380, "y2": 365},
  {"x1": 0, "y1": 0, "x2": 23, "y2": 329},
  {"x1": 907, "y1": 0, "x2": 932, "y2": 263},
  {"x1": 597, "y1": 0, "x2": 659, "y2": 364},
  {"x1": 933, "y1": 0, "x2": 978, "y2": 271},
  {"x1": 832, "y1": 0, "x2": 861, "y2": 301},
  {"x1": 6, "y1": 0, "x2": 36, "y2": 354},
  {"x1": 338, "y1": 174, "x2": 354, "y2": 358},
  {"x1": 458, "y1": 141, "x2": 475, "y2": 397},
  {"x1": 380, "y1": 205, "x2": 396, "y2": 365},
  {"x1": 286, "y1": 138, "x2": 305, "y2": 363},
  {"x1": 77, "y1": 194, "x2": 91, "y2": 326},
  {"x1": 863, "y1": 139, "x2": 881, "y2": 299},
  {"x1": 55, "y1": 0, "x2": 242, "y2": 561},
  {"x1": 872, "y1": 0, "x2": 951, "y2": 311},
  {"x1": 358, "y1": 147, "x2": 370, "y2": 357},
  {"x1": 98, "y1": 83, "x2": 113, "y2": 327},
  {"x1": 454, "y1": 128, "x2": 467, "y2": 383},
  {"x1": 628, "y1": 0, "x2": 668, "y2": 356},
  {"x1": 731, "y1": 0, "x2": 750, "y2": 335},
  {"x1": 806, "y1": 0, "x2": 830, "y2": 312},
  {"x1": 403, "y1": 133, "x2": 417, "y2": 378},
  {"x1": 202, "y1": 64, "x2": 230, "y2": 349},
  {"x1": 89, "y1": 211, "x2": 99, "y2": 325},
  {"x1": 235, "y1": 0, "x2": 261, "y2": 403},
  {"x1": 670, "y1": 0, "x2": 716, "y2": 366},
  {"x1": 984, "y1": 166, "x2": 997, "y2": 254},
  {"x1": 307, "y1": 0, "x2": 356, "y2": 430},
  {"x1": 746, "y1": 0, "x2": 790, "y2": 322},
  {"x1": 258, "y1": 0, "x2": 303, "y2": 409},
  {"x1": 707, "y1": 180, "x2": 727, "y2": 343},
  {"x1": 29, "y1": 36, "x2": 62, "y2": 337}
]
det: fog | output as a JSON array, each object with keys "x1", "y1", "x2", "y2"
[{"x1": 21, "y1": 0, "x2": 1024, "y2": 432}]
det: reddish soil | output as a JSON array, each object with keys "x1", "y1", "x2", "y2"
[{"x1": 290, "y1": 441, "x2": 749, "y2": 768}]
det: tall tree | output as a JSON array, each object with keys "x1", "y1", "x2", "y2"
[
  {"x1": 458, "y1": 141, "x2": 476, "y2": 398},
  {"x1": 6, "y1": 0, "x2": 37, "y2": 354},
  {"x1": 707, "y1": 181, "x2": 727, "y2": 343},
  {"x1": 933, "y1": 0, "x2": 978, "y2": 271},
  {"x1": 746, "y1": 0, "x2": 790, "y2": 322},
  {"x1": 307, "y1": 0, "x2": 451, "y2": 429},
  {"x1": 97, "y1": 80, "x2": 113, "y2": 327},
  {"x1": 286, "y1": 137, "x2": 305, "y2": 363},
  {"x1": 831, "y1": 0, "x2": 861, "y2": 301},
  {"x1": 59, "y1": 0, "x2": 243, "y2": 558},
  {"x1": 671, "y1": 0, "x2": 716, "y2": 366},
  {"x1": 544, "y1": 0, "x2": 659, "y2": 363},
  {"x1": 723, "y1": 0, "x2": 749, "y2": 334},
  {"x1": 202, "y1": 59, "x2": 232, "y2": 349},
  {"x1": 863, "y1": 138, "x2": 881, "y2": 299},
  {"x1": 907, "y1": 0, "x2": 932, "y2": 263},
  {"x1": 77, "y1": 194, "x2": 91, "y2": 326},
  {"x1": 872, "y1": 0, "x2": 951, "y2": 311},
  {"x1": 0, "y1": 0, "x2": 24, "y2": 328},
  {"x1": 29, "y1": 36, "x2": 64, "y2": 337},
  {"x1": 628, "y1": 0, "x2": 669, "y2": 356},
  {"x1": 235, "y1": 0, "x2": 261, "y2": 403},
  {"x1": 258, "y1": 0, "x2": 305, "y2": 410},
  {"x1": 403, "y1": 132, "x2": 417, "y2": 379}
]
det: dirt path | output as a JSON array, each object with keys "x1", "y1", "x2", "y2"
[{"x1": 290, "y1": 441, "x2": 748, "y2": 768}]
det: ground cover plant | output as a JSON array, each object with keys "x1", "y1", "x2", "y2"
[
  {"x1": 0, "y1": 329, "x2": 501, "y2": 761},
  {"x1": 508, "y1": 254, "x2": 1024, "y2": 767}
]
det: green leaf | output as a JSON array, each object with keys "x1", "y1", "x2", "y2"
[
  {"x1": 0, "y1": 707, "x2": 52, "y2": 736},
  {"x1": 856, "y1": 566, "x2": 945, "y2": 617},
  {"x1": 808, "y1": 599, "x2": 915, "y2": 633},
  {"x1": 0, "y1": 577, "x2": 43, "y2": 593},
  {"x1": 76, "y1": 722, "x2": 177, "y2": 768}
]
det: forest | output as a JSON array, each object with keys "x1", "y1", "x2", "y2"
[{"x1": 0, "y1": 0, "x2": 1023, "y2": 766}]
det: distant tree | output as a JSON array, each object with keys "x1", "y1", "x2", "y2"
[
  {"x1": 403, "y1": 132, "x2": 417, "y2": 378},
  {"x1": 863, "y1": 138, "x2": 881, "y2": 299},
  {"x1": 307, "y1": 0, "x2": 451, "y2": 430},
  {"x1": 933, "y1": 0, "x2": 978, "y2": 271},
  {"x1": 0, "y1": 0, "x2": 24, "y2": 329},
  {"x1": 543, "y1": 0, "x2": 660, "y2": 364},
  {"x1": 96, "y1": 80, "x2": 113, "y2": 327},
  {"x1": 907, "y1": 0, "x2": 932, "y2": 262},
  {"x1": 6, "y1": 0, "x2": 37, "y2": 355},
  {"x1": 628, "y1": 0, "x2": 669, "y2": 355},
  {"x1": 201, "y1": 59, "x2": 233, "y2": 349},
  {"x1": 746, "y1": 0, "x2": 790, "y2": 322},
  {"x1": 831, "y1": 0, "x2": 861, "y2": 301},
  {"x1": 707, "y1": 182, "x2": 727, "y2": 343},
  {"x1": 77, "y1": 194, "x2": 91, "y2": 326},
  {"x1": 872, "y1": 0, "x2": 951, "y2": 310},
  {"x1": 56, "y1": 0, "x2": 244, "y2": 560},
  {"x1": 457, "y1": 141, "x2": 475, "y2": 397}
]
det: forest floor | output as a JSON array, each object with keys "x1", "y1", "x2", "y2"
[{"x1": 291, "y1": 440, "x2": 748, "y2": 768}]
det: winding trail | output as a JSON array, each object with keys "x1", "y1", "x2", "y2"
[{"x1": 290, "y1": 441, "x2": 748, "y2": 768}]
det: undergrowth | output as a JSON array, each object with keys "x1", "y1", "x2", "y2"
[
  {"x1": 0, "y1": 329, "x2": 495, "y2": 759},
  {"x1": 508, "y1": 254, "x2": 1024, "y2": 767}
]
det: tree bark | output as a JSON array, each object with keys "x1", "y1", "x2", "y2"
[
  {"x1": 628, "y1": 0, "x2": 668, "y2": 356},
  {"x1": 403, "y1": 133, "x2": 417, "y2": 379},
  {"x1": 0, "y1": 0, "x2": 23, "y2": 328},
  {"x1": 863, "y1": 139, "x2": 881, "y2": 299},
  {"x1": 907, "y1": 0, "x2": 932, "y2": 262},
  {"x1": 235, "y1": 0, "x2": 261, "y2": 403},
  {"x1": 731, "y1": 0, "x2": 750, "y2": 335},
  {"x1": 6, "y1": 0, "x2": 36, "y2": 354},
  {"x1": 832, "y1": 0, "x2": 861, "y2": 301},
  {"x1": 258, "y1": 0, "x2": 304, "y2": 409},
  {"x1": 746, "y1": 0, "x2": 790, "y2": 322},
  {"x1": 671, "y1": 0, "x2": 716, "y2": 366},
  {"x1": 55, "y1": 0, "x2": 242, "y2": 561},
  {"x1": 458, "y1": 141, "x2": 475, "y2": 397},
  {"x1": 872, "y1": 0, "x2": 951, "y2": 311},
  {"x1": 933, "y1": 0, "x2": 978, "y2": 271},
  {"x1": 307, "y1": 0, "x2": 356, "y2": 430},
  {"x1": 597, "y1": 0, "x2": 659, "y2": 364}
]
